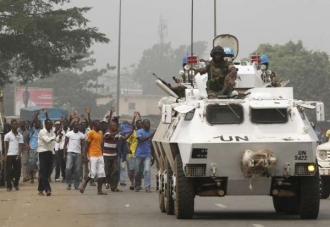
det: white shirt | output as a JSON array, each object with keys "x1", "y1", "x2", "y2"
[
  {"x1": 56, "y1": 128, "x2": 70, "y2": 150},
  {"x1": 4, "y1": 131, "x2": 23, "y2": 156},
  {"x1": 66, "y1": 131, "x2": 85, "y2": 154},
  {"x1": 37, "y1": 128, "x2": 56, "y2": 153}
]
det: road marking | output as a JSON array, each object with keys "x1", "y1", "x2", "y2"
[
  {"x1": 251, "y1": 224, "x2": 265, "y2": 227},
  {"x1": 214, "y1": 203, "x2": 227, "y2": 208}
]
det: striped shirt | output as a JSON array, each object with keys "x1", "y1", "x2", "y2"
[{"x1": 103, "y1": 129, "x2": 117, "y2": 156}]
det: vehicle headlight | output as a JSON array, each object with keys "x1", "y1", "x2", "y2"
[{"x1": 318, "y1": 150, "x2": 328, "y2": 160}]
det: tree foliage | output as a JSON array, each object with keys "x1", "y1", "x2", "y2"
[
  {"x1": 0, "y1": 0, "x2": 109, "y2": 87},
  {"x1": 134, "y1": 41, "x2": 208, "y2": 95},
  {"x1": 253, "y1": 40, "x2": 330, "y2": 118}
]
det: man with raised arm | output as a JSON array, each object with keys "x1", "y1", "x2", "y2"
[
  {"x1": 80, "y1": 108, "x2": 107, "y2": 195},
  {"x1": 28, "y1": 110, "x2": 41, "y2": 183},
  {"x1": 63, "y1": 121, "x2": 85, "y2": 190}
]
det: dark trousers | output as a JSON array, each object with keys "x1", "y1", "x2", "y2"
[
  {"x1": 38, "y1": 151, "x2": 53, "y2": 192},
  {"x1": 104, "y1": 156, "x2": 119, "y2": 189},
  {"x1": 6, "y1": 156, "x2": 21, "y2": 189},
  {"x1": 55, "y1": 149, "x2": 66, "y2": 179}
]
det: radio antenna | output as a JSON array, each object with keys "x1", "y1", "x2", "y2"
[{"x1": 191, "y1": 0, "x2": 194, "y2": 57}]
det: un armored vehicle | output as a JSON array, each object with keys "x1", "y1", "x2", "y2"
[{"x1": 152, "y1": 34, "x2": 325, "y2": 219}]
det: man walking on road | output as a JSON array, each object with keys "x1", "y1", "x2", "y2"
[
  {"x1": 29, "y1": 111, "x2": 41, "y2": 183},
  {"x1": 18, "y1": 120, "x2": 30, "y2": 182},
  {"x1": 4, "y1": 119, "x2": 23, "y2": 191},
  {"x1": 37, "y1": 119, "x2": 56, "y2": 196},
  {"x1": 55, "y1": 119, "x2": 69, "y2": 182},
  {"x1": 64, "y1": 121, "x2": 85, "y2": 190},
  {"x1": 134, "y1": 119, "x2": 155, "y2": 193},
  {"x1": 80, "y1": 111, "x2": 107, "y2": 195}
]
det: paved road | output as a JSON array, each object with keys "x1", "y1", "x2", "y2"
[{"x1": 0, "y1": 172, "x2": 330, "y2": 227}]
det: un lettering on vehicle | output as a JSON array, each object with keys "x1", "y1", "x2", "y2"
[
  {"x1": 295, "y1": 150, "x2": 307, "y2": 160},
  {"x1": 215, "y1": 135, "x2": 249, "y2": 142}
]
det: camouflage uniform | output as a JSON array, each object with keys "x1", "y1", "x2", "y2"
[{"x1": 204, "y1": 60, "x2": 235, "y2": 97}]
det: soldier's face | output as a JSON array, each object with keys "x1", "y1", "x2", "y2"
[{"x1": 213, "y1": 53, "x2": 222, "y2": 62}]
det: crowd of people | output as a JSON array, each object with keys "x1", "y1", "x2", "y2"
[{"x1": 2, "y1": 108, "x2": 155, "y2": 196}]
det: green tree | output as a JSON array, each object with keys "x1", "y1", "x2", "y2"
[
  {"x1": 253, "y1": 40, "x2": 330, "y2": 118},
  {"x1": 0, "y1": 0, "x2": 109, "y2": 87},
  {"x1": 134, "y1": 41, "x2": 207, "y2": 95}
]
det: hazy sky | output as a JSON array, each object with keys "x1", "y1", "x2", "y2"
[{"x1": 69, "y1": 0, "x2": 330, "y2": 70}]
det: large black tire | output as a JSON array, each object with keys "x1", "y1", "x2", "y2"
[
  {"x1": 174, "y1": 153, "x2": 195, "y2": 219},
  {"x1": 272, "y1": 197, "x2": 299, "y2": 214},
  {"x1": 159, "y1": 173, "x2": 165, "y2": 212},
  {"x1": 283, "y1": 197, "x2": 300, "y2": 215},
  {"x1": 272, "y1": 196, "x2": 284, "y2": 213},
  {"x1": 165, "y1": 159, "x2": 174, "y2": 215},
  {"x1": 321, "y1": 176, "x2": 330, "y2": 199},
  {"x1": 299, "y1": 169, "x2": 320, "y2": 219}
]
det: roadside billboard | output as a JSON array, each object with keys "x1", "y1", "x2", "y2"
[{"x1": 15, "y1": 87, "x2": 53, "y2": 115}]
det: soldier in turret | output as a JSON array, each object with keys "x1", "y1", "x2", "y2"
[
  {"x1": 197, "y1": 45, "x2": 237, "y2": 98},
  {"x1": 259, "y1": 54, "x2": 282, "y2": 87}
]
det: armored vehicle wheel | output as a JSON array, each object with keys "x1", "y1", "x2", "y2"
[
  {"x1": 272, "y1": 197, "x2": 299, "y2": 214},
  {"x1": 159, "y1": 191, "x2": 166, "y2": 212},
  {"x1": 298, "y1": 169, "x2": 320, "y2": 219},
  {"x1": 272, "y1": 197, "x2": 284, "y2": 213},
  {"x1": 174, "y1": 153, "x2": 195, "y2": 219},
  {"x1": 283, "y1": 197, "x2": 299, "y2": 215},
  {"x1": 159, "y1": 171, "x2": 165, "y2": 213},
  {"x1": 165, "y1": 159, "x2": 174, "y2": 215},
  {"x1": 320, "y1": 176, "x2": 330, "y2": 199}
]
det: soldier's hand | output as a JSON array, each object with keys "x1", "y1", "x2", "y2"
[
  {"x1": 110, "y1": 107, "x2": 115, "y2": 113},
  {"x1": 43, "y1": 108, "x2": 47, "y2": 114},
  {"x1": 85, "y1": 108, "x2": 90, "y2": 115}
]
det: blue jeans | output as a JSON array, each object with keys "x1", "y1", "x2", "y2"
[
  {"x1": 134, "y1": 157, "x2": 151, "y2": 190},
  {"x1": 65, "y1": 153, "x2": 82, "y2": 188},
  {"x1": 119, "y1": 159, "x2": 127, "y2": 183}
]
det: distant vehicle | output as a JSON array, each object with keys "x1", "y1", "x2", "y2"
[
  {"x1": 152, "y1": 34, "x2": 324, "y2": 220},
  {"x1": 19, "y1": 106, "x2": 68, "y2": 121}
]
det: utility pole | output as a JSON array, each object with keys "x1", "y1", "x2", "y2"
[
  {"x1": 214, "y1": 0, "x2": 217, "y2": 37},
  {"x1": 116, "y1": 0, "x2": 122, "y2": 115},
  {"x1": 191, "y1": 0, "x2": 194, "y2": 56}
]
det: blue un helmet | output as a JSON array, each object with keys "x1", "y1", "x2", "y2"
[
  {"x1": 223, "y1": 46, "x2": 235, "y2": 57},
  {"x1": 260, "y1": 54, "x2": 269, "y2": 65},
  {"x1": 182, "y1": 54, "x2": 189, "y2": 66}
]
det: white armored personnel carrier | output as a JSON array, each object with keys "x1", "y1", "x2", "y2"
[{"x1": 152, "y1": 34, "x2": 325, "y2": 220}]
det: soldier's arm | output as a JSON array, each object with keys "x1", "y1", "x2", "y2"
[
  {"x1": 196, "y1": 62, "x2": 210, "y2": 75},
  {"x1": 228, "y1": 64, "x2": 237, "y2": 74}
]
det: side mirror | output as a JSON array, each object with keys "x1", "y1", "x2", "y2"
[
  {"x1": 161, "y1": 104, "x2": 172, "y2": 124},
  {"x1": 316, "y1": 102, "x2": 325, "y2": 122}
]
